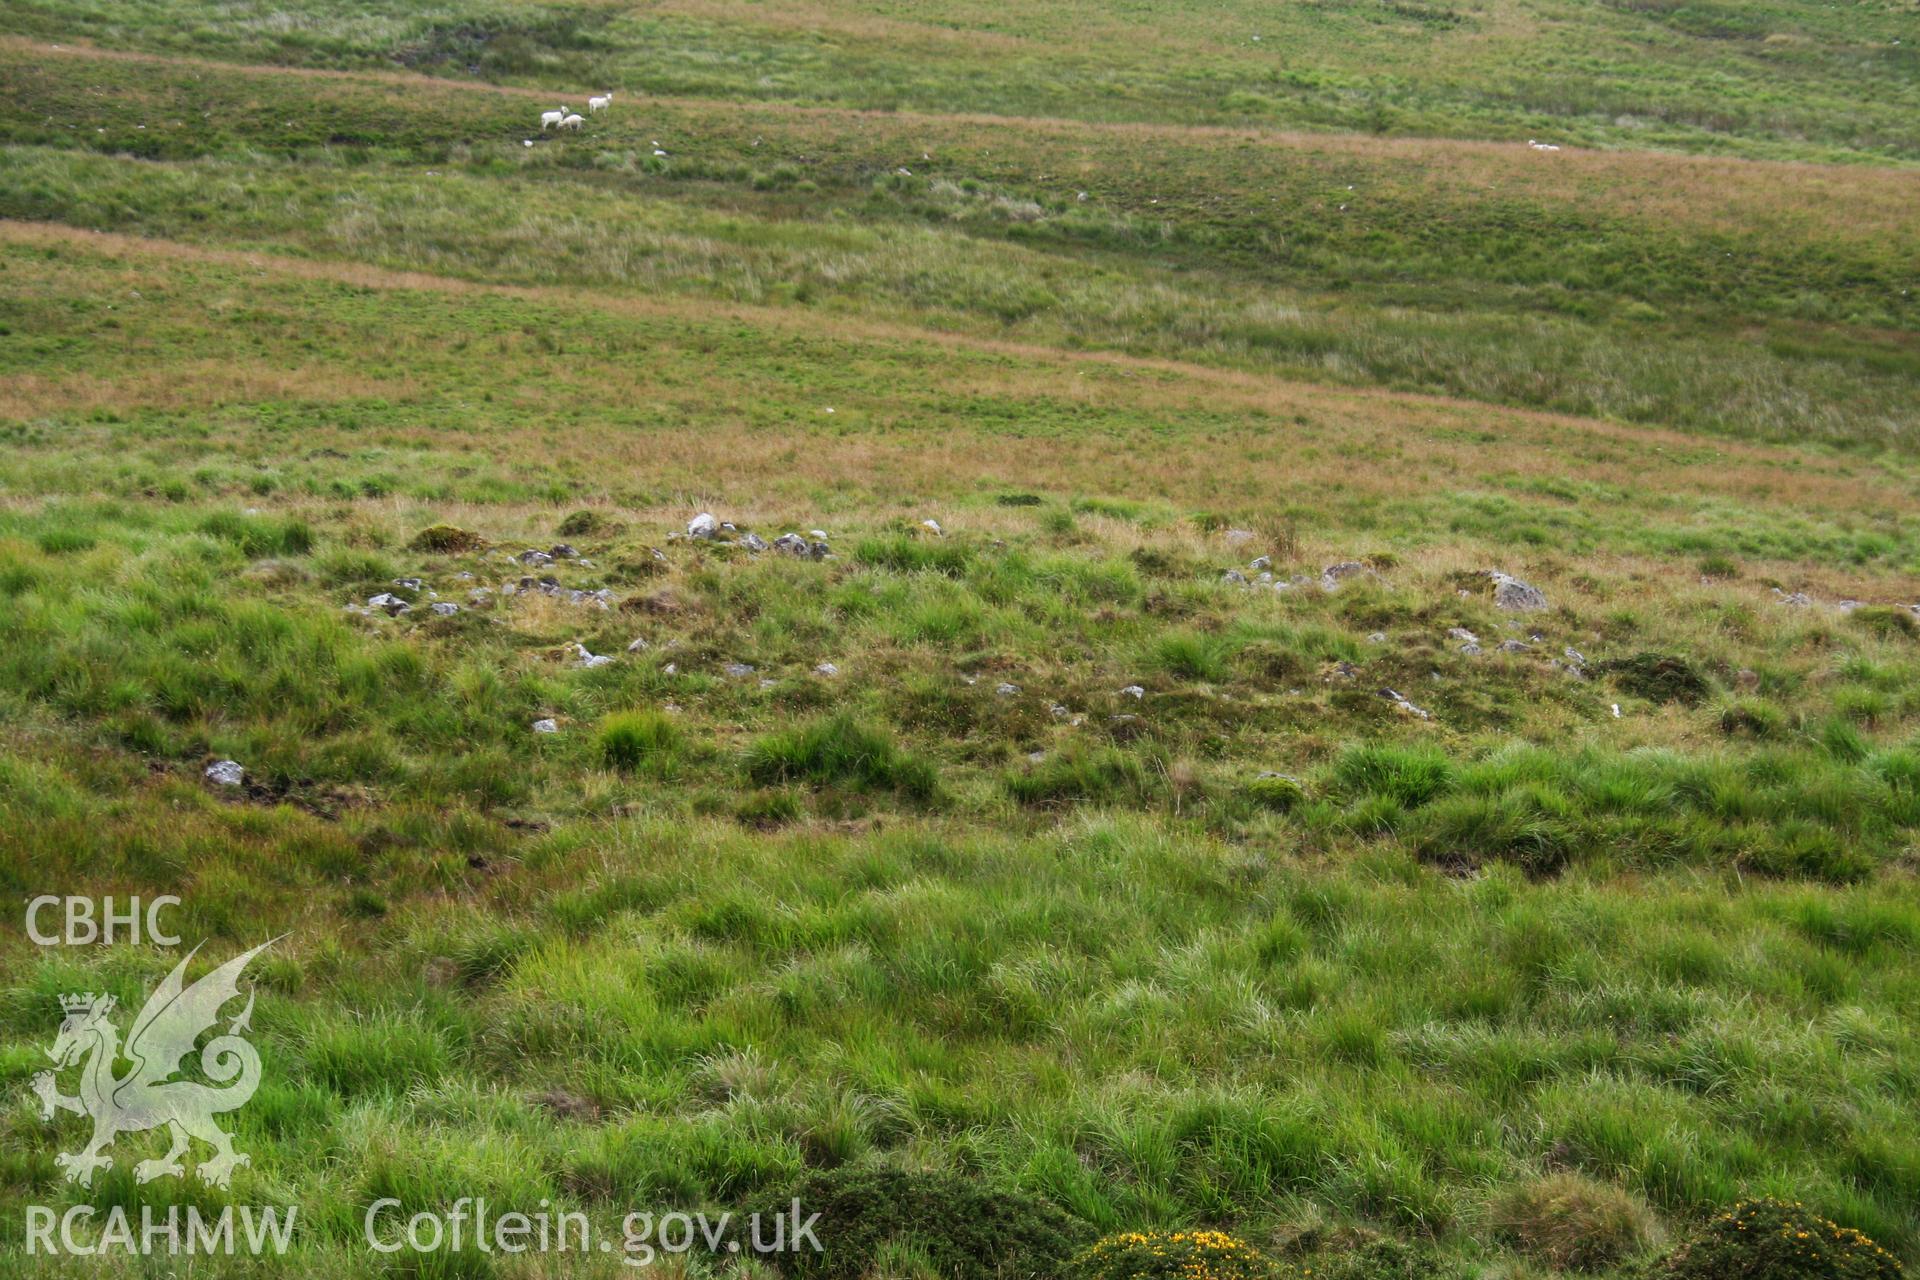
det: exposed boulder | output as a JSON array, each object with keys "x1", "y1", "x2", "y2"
[{"x1": 1487, "y1": 570, "x2": 1548, "y2": 611}]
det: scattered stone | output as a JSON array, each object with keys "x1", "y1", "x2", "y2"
[
  {"x1": 1331, "y1": 660, "x2": 1359, "y2": 680},
  {"x1": 1249, "y1": 556, "x2": 1272, "y2": 571},
  {"x1": 531, "y1": 719, "x2": 559, "y2": 734},
  {"x1": 814, "y1": 662, "x2": 839, "y2": 677},
  {"x1": 1485, "y1": 571, "x2": 1547, "y2": 611},
  {"x1": 393, "y1": 577, "x2": 424, "y2": 591},
  {"x1": 1321, "y1": 561, "x2": 1370, "y2": 591},
  {"x1": 720, "y1": 522, "x2": 738, "y2": 534},
  {"x1": 1367, "y1": 632, "x2": 1388, "y2": 643},
  {"x1": 922, "y1": 519, "x2": 943, "y2": 536},
  {"x1": 627, "y1": 637, "x2": 651, "y2": 653},
  {"x1": 366, "y1": 592, "x2": 411, "y2": 616},
  {"x1": 204, "y1": 760, "x2": 245, "y2": 786},
  {"x1": 1611, "y1": 703, "x2": 1622, "y2": 718},
  {"x1": 1458, "y1": 642, "x2": 1483, "y2": 656},
  {"x1": 995, "y1": 682, "x2": 1020, "y2": 696},
  {"x1": 550, "y1": 543, "x2": 579, "y2": 560},
  {"x1": 469, "y1": 588, "x2": 493, "y2": 604},
  {"x1": 724, "y1": 662, "x2": 756, "y2": 678},
  {"x1": 429, "y1": 601, "x2": 460, "y2": 617},
  {"x1": 1379, "y1": 688, "x2": 1431, "y2": 720},
  {"x1": 688, "y1": 512, "x2": 720, "y2": 539},
  {"x1": 1496, "y1": 639, "x2": 1531, "y2": 653},
  {"x1": 741, "y1": 531, "x2": 769, "y2": 552},
  {"x1": 1049, "y1": 703, "x2": 1070, "y2": 719},
  {"x1": 518, "y1": 549, "x2": 554, "y2": 567},
  {"x1": 572, "y1": 643, "x2": 613, "y2": 669},
  {"x1": 1118, "y1": 685, "x2": 1145, "y2": 699},
  {"x1": 773, "y1": 532, "x2": 827, "y2": 558},
  {"x1": 663, "y1": 663, "x2": 678, "y2": 675},
  {"x1": 1222, "y1": 569, "x2": 1248, "y2": 585},
  {"x1": 1564, "y1": 646, "x2": 1587, "y2": 664},
  {"x1": 760, "y1": 678, "x2": 777, "y2": 690},
  {"x1": 1448, "y1": 627, "x2": 1480, "y2": 645},
  {"x1": 1027, "y1": 751, "x2": 1047, "y2": 764}
]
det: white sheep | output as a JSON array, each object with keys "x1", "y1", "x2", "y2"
[
  {"x1": 559, "y1": 114, "x2": 585, "y2": 131},
  {"x1": 588, "y1": 93, "x2": 614, "y2": 113},
  {"x1": 540, "y1": 109, "x2": 567, "y2": 130}
]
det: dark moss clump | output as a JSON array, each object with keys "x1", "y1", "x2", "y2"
[
  {"x1": 1597, "y1": 652, "x2": 1710, "y2": 705},
  {"x1": 408, "y1": 523, "x2": 485, "y2": 553},
  {"x1": 745, "y1": 1164, "x2": 1092, "y2": 1280}
]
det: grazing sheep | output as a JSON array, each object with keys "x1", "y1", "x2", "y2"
[
  {"x1": 540, "y1": 109, "x2": 567, "y2": 130},
  {"x1": 559, "y1": 114, "x2": 585, "y2": 131},
  {"x1": 1528, "y1": 139, "x2": 1561, "y2": 152},
  {"x1": 588, "y1": 93, "x2": 614, "y2": 113}
]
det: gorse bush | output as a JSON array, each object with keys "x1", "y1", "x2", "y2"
[
  {"x1": 751, "y1": 1164, "x2": 1091, "y2": 1280},
  {"x1": 1655, "y1": 1199, "x2": 1903, "y2": 1280},
  {"x1": 1078, "y1": 1230, "x2": 1283, "y2": 1280},
  {"x1": 744, "y1": 714, "x2": 939, "y2": 800}
]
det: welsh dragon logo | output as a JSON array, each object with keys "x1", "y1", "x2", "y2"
[{"x1": 32, "y1": 939, "x2": 277, "y2": 1189}]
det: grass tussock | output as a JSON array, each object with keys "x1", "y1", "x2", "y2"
[{"x1": 744, "y1": 714, "x2": 940, "y2": 801}]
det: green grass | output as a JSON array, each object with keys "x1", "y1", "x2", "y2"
[{"x1": 3, "y1": 1, "x2": 1920, "y2": 1275}]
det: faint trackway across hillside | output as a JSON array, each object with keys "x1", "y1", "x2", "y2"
[
  {"x1": 12, "y1": 35, "x2": 1920, "y2": 190},
  {"x1": 7, "y1": 214, "x2": 1911, "y2": 507}
]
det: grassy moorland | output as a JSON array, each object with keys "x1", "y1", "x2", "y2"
[{"x1": 1, "y1": 1, "x2": 1919, "y2": 1277}]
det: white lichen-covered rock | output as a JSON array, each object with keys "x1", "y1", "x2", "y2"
[
  {"x1": 921, "y1": 519, "x2": 943, "y2": 536},
  {"x1": 1379, "y1": 688, "x2": 1431, "y2": 720},
  {"x1": 429, "y1": 601, "x2": 460, "y2": 617},
  {"x1": 741, "y1": 532, "x2": 769, "y2": 552},
  {"x1": 724, "y1": 662, "x2": 756, "y2": 678},
  {"x1": 995, "y1": 682, "x2": 1019, "y2": 696},
  {"x1": 531, "y1": 718, "x2": 559, "y2": 734},
  {"x1": 627, "y1": 636, "x2": 651, "y2": 653},
  {"x1": 1487, "y1": 571, "x2": 1548, "y2": 611},
  {"x1": 204, "y1": 760, "x2": 245, "y2": 786},
  {"x1": 1118, "y1": 684, "x2": 1145, "y2": 699},
  {"x1": 814, "y1": 662, "x2": 839, "y2": 677},
  {"x1": 687, "y1": 512, "x2": 719, "y2": 539}
]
